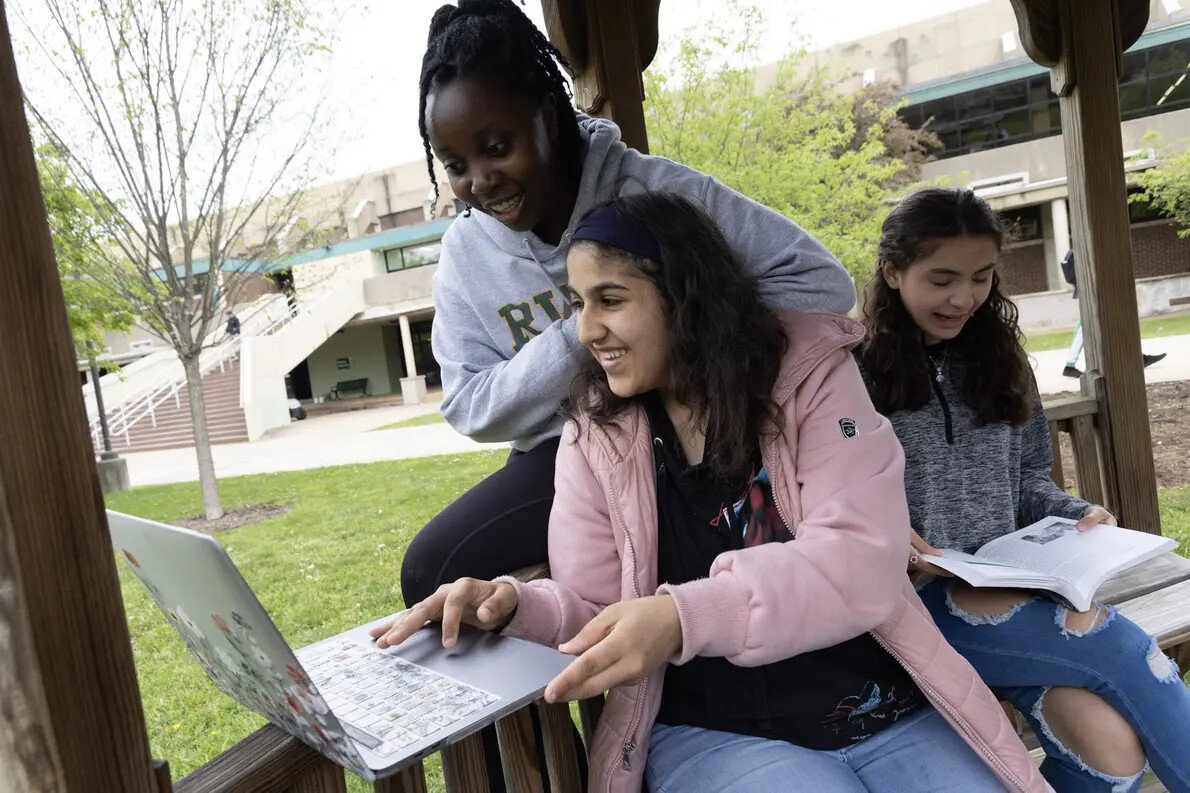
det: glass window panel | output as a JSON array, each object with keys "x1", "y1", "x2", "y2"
[
  {"x1": 1001, "y1": 205, "x2": 1043, "y2": 241},
  {"x1": 1150, "y1": 70, "x2": 1190, "y2": 109},
  {"x1": 1000, "y1": 107, "x2": 1031, "y2": 138},
  {"x1": 955, "y1": 90, "x2": 994, "y2": 120},
  {"x1": 919, "y1": 97, "x2": 955, "y2": 127},
  {"x1": 384, "y1": 248, "x2": 404, "y2": 273},
  {"x1": 1122, "y1": 50, "x2": 1147, "y2": 84},
  {"x1": 938, "y1": 129, "x2": 961, "y2": 152},
  {"x1": 990, "y1": 80, "x2": 1029, "y2": 112},
  {"x1": 1119, "y1": 80, "x2": 1148, "y2": 115},
  {"x1": 1146, "y1": 41, "x2": 1190, "y2": 78},
  {"x1": 400, "y1": 241, "x2": 442, "y2": 268}
]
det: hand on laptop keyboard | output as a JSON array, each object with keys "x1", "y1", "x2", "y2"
[{"x1": 370, "y1": 577, "x2": 519, "y2": 649}]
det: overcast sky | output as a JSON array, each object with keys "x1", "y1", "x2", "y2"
[{"x1": 322, "y1": 0, "x2": 990, "y2": 179}]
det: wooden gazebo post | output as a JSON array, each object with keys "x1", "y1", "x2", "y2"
[
  {"x1": 540, "y1": 0, "x2": 659, "y2": 153},
  {"x1": 1012, "y1": 0, "x2": 1162, "y2": 532},
  {"x1": 0, "y1": 2, "x2": 158, "y2": 790}
]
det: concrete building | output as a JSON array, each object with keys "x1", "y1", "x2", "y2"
[
  {"x1": 90, "y1": 0, "x2": 1190, "y2": 451},
  {"x1": 821, "y1": 0, "x2": 1190, "y2": 331}
]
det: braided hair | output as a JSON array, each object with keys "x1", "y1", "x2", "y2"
[{"x1": 418, "y1": 0, "x2": 584, "y2": 215}]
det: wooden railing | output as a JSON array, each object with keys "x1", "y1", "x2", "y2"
[{"x1": 1044, "y1": 394, "x2": 1112, "y2": 510}]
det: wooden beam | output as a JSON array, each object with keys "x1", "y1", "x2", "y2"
[
  {"x1": 542, "y1": 0, "x2": 651, "y2": 153},
  {"x1": 1053, "y1": 0, "x2": 1161, "y2": 532},
  {"x1": 1011, "y1": 0, "x2": 1149, "y2": 68},
  {"x1": 0, "y1": 2, "x2": 156, "y2": 791}
]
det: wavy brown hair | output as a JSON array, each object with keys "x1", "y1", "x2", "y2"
[
  {"x1": 567, "y1": 192, "x2": 787, "y2": 478},
  {"x1": 859, "y1": 188, "x2": 1034, "y2": 426}
]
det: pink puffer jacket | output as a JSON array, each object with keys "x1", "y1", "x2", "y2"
[{"x1": 500, "y1": 312, "x2": 1050, "y2": 793}]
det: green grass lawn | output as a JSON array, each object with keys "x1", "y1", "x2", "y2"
[
  {"x1": 106, "y1": 460, "x2": 1190, "y2": 789},
  {"x1": 371, "y1": 412, "x2": 447, "y2": 431},
  {"x1": 1024, "y1": 311, "x2": 1190, "y2": 353}
]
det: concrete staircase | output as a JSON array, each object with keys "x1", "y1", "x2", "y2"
[{"x1": 93, "y1": 361, "x2": 248, "y2": 454}]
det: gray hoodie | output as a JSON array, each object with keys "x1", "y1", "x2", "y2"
[{"x1": 431, "y1": 117, "x2": 857, "y2": 450}]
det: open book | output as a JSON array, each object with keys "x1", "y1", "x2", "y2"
[{"x1": 925, "y1": 517, "x2": 1176, "y2": 612}]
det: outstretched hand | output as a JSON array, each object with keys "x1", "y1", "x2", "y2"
[
  {"x1": 1075, "y1": 505, "x2": 1116, "y2": 532},
  {"x1": 544, "y1": 595, "x2": 682, "y2": 703},
  {"x1": 368, "y1": 578, "x2": 518, "y2": 649},
  {"x1": 908, "y1": 528, "x2": 952, "y2": 577}
]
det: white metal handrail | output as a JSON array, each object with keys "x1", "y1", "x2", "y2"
[{"x1": 89, "y1": 295, "x2": 301, "y2": 450}]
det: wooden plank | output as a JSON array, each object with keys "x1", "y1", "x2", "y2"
[
  {"x1": 284, "y1": 758, "x2": 347, "y2": 793},
  {"x1": 1048, "y1": 421, "x2": 1064, "y2": 488},
  {"x1": 0, "y1": 3, "x2": 156, "y2": 792},
  {"x1": 440, "y1": 733, "x2": 491, "y2": 793},
  {"x1": 373, "y1": 762, "x2": 428, "y2": 793},
  {"x1": 175, "y1": 725, "x2": 330, "y2": 793},
  {"x1": 1042, "y1": 395, "x2": 1098, "y2": 423},
  {"x1": 570, "y1": 0, "x2": 649, "y2": 153},
  {"x1": 1095, "y1": 553, "x2": 1190, "y2": 604},
  {"x1": 1054, "y1": 0, "x2": 1161, "y2": 533},
  {"x1": 537, "y1": 702, "x2": 584, "y2": 793},
  {"x1": 1069, "y1": 414, "x2": 1105, "y2": 506},
  {"x1": 154, "y1": 760, "x2": 174, "y2": 793},
  {"x1": 494, "y1": 708, "x2": 545, "y2": 793},
  {"x1": 1115, "y1": 579, "x2": 1190, "y2": 649}
]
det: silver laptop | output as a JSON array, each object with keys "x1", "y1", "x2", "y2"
[{"x1": 107, "y1": 510, "x2": 574, "y2": 782}]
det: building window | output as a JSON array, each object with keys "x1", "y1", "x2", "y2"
[
  {"x1": 899, "y1": 38, "x2": 1190, "y2": 159},
  {"x1": 1127, "y1": 186, "x2": 1173, "y2": 225},
  {"x1": 383, "y1": 240, "x2": 442, "y2": 273},
  {"x1": 1000, "y1": 205, "x2": 1044, "y2": 242}
]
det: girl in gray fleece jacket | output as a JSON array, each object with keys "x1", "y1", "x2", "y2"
[
  {"x1": 858, "y1": 188, "x2": 1190, "y2": 793},
  {"x1": 400, "y1": 1, "x2": 855, "y2": 609}
]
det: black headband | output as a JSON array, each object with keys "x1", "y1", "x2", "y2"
[{"x1": 571, "y1": 204, "x2": 662, "y2": 262}]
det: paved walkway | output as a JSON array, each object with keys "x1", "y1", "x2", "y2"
[
  {"x1": 122, "y1": 395, "x2": 503, "y2": 487},
  {"x1": 1031, "y1": 332, "x2": 1190, "y2": 396},
  {"x1": 121, "y1": 334, "x2": 1190, "y2": 487}
]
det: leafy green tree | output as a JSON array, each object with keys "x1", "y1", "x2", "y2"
[
  {"x1": 36, "y1": 144, "x2": 137, "y2": 359},
  {"x1": 1131, "y1": 132, "x2": 1190, "y2": 237},
  {"x1": 645, "y1": 6, "x2": 935, "y2": 281}
]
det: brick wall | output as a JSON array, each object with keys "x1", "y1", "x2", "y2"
[
  {"x1": 999, "y1": 240, "x2": 1048, "y2": 296},
  {"x1": 1130, "y1": 221, "x2": 1190, "y2": 279}
]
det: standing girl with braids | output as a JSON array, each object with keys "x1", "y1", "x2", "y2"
[
  {"x1": 858, "y1": 188, "x2": 1190, "y2": 793},
  {"x1": 401, "y1": 0, "x2": 855, "y2": 607}
]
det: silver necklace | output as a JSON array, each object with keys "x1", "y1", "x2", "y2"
[{"x1": 927, "y1": 348, "x2": 948, "y2": 383}]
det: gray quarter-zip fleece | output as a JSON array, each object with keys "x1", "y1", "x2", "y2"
[{"x1": 858, "y1": 353, "x2": 1090, "y2": 553}]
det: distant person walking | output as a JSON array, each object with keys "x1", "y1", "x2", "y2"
[{"x1": 1060, "y1": 249, "x2": 1166, "y2": 377}]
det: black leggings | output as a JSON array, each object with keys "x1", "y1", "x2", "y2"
[
  {"x1": 400, "y1": 436, "x2": 560, "y2": 606},
  {"x1": 400, "y1": 437, "x2": 580, "y2": 791}
]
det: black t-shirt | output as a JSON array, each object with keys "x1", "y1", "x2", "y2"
[{"x1": 643, "y1": 393, "x2": 924, "y2": 750}]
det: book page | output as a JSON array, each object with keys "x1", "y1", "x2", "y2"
[{"x1": 977, "y1": 518, "x2": 1173, "y2": 587}]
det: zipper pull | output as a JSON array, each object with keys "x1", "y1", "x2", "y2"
[{"x1": 620, "y1": 739, "x2": 635, "y2": 770}]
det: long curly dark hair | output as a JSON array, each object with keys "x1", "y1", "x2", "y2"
[
  {"x1": 418, "y1": 0, "x2": 584, "y2": 213},
  {"x1": 568, "y1": 193, "x2": 788, "y2": 478},
  {"x1": 859, "y1": 188, "x2": 1034, "y2": 426}
]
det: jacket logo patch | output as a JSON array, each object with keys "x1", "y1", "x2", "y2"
[{"x1": 839, "y1": 418, "x2": 858, "y2": 438}]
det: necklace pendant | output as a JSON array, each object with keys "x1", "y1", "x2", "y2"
[{"x1": 935, "y1": 371, "x2": 944, "y2": 383}]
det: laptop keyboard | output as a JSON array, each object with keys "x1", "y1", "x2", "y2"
[{"x1": 298, "y1": 640, "x2": 500, "y2": 757}]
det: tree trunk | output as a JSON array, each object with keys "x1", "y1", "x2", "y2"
[{"x1": 183, "y1": 355, "x2": 223, "y2": 519}]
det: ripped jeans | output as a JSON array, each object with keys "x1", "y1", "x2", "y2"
[{"x1": 918, "y1": 579, "x2": 1190, "y2": 793}]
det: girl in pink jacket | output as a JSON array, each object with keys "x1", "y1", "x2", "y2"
[{"x1": 375, "y1": 192, "x2": 1048, "y2": 793}]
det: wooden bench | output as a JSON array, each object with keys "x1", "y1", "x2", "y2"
[{"x1": 329, "y1": 378, "x2": 369, "y2": 400}]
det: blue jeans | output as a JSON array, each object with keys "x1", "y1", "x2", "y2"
[
  {"x1": 645, "y1": 706, "x2": 1005, "y2": 793},
  {"x1": 919, "y1": 579, "x2": 1190, "y2": 793}
]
